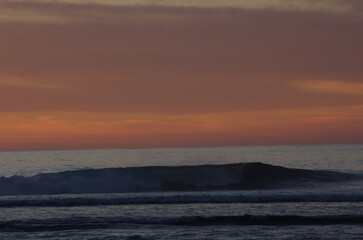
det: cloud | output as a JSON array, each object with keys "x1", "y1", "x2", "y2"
[
  {"x1": 0, "y1": 1, "x2": 362, "y2": 114},
  {"x1": 0, "y1": 0, "x2": 361, "y2": 24},
  {"x1": 0, "y1": 0, "x2": 362, "y2": 149},
  {"x1": 3, "y1": 0, "x2": 358, "y2": 12},
  {"x1": 293, "y1": 81, "x2": 363, "y2": 95},
  {"x1": 0, "y1": 79, "x2": 65, "y2": 89}
]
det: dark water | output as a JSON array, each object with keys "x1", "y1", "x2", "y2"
[
  {"x1": 1, "y1": 202, "x2": 362, "y2": 239},
  {"x1": 0, "y1": 145, "x2": 362, "y2": 239}
]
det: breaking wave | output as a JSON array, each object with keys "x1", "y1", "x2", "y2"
[{"x1": 0, "y1": 162, "x2": 359, "y2": 196}]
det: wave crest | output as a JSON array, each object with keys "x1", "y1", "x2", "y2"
[{"x1": 0, "y1": 162, "x2": 358, "y2": 196}]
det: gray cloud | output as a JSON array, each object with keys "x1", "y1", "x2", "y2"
[{"x1": 0, "y1": 1, "x2": 362, "y2": 113}]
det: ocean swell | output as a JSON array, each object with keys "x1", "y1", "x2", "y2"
[
  {"x1": 1, "y1": 191, "x2": 363, "y2": 207},
  {"x1": 1, "y1": 214, "x2": 362, "y2": 232},
  {"x1": 0, "y1": 162, "x2": 358, "y2": 196}
]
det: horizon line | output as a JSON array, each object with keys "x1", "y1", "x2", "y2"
[{"x1": 0, "y1": 143, "x2": 361, "y2": 153}]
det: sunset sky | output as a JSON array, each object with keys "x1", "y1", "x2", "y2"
[{"x1": 0, "y1": 0, "x2": 362, "y2": 150}]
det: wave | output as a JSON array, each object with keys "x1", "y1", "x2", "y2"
[
  {"x1": 1, "y1": 191, "x2": 363, "y2": 207},
  {"x1": 1, "y1": 215, "x2": 362, "y2": 232},
  {"x1": 0, "y1": 162, "x2": 359, "y2": 196},
  {"x1": 175, "y1": 215, "x2": 363, "y2": 226}
]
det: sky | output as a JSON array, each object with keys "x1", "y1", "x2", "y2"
[{"x1": 0, "y1": 0, "x2": 362, "y2": 150}]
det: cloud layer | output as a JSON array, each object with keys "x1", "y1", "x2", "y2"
[{"x1": 0, "y1": 0, "x2": 362, "y2": 149}]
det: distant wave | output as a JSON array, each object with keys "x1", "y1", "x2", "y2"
[
  {"x1": 175, "y1": 215, "x2": 363, "y2": 226},
  {"x1": 0, "y1": 162, "x2": 359, "y2": 196},
  {"x1": 1, "y1": 192, "x2": 363, "y2": 207},
  {"x1": 1, "y1": 215, "x2": 362, "y2": 232}
]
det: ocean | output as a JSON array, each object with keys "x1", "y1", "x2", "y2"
[{"x1": 0, "y1": 145, "x2": 362, "y2": 239}]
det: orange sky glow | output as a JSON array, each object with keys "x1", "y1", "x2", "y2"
[{"x1": 0, "y1": 0, "x2": 362, "y2": 150}]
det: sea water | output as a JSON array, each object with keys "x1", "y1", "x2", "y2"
[{"x1": 0, "y1": 145, "x2": 362, "y2": 239}]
